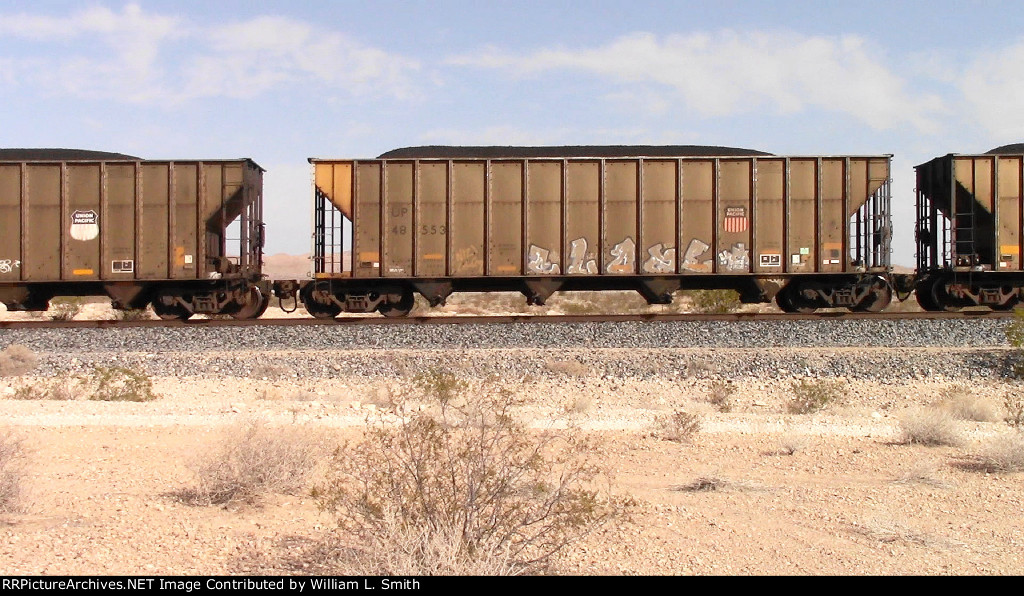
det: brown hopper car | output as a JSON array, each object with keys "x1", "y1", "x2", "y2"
[
  {"x1": 0, "y1": 151, "x2": 270, "y2": 319},
  {"x1": 297, "y1": 146, "x2": 894, "y2": 316},
  {"x1": 915, "y1": 145, "x2": 1024, "y2": 310}
]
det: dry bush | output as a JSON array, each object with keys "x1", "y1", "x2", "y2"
[
  {"x1": 0, "y1": 345, "x2": 38, "y2": 377},
  {"x1": 112, "y1": 307, "x2": 154, "y2": 321},
  {"x1": 9, "y1": 376, "x2": 79, "y2": 401},
  {"x1": 653, "y1": 409, "x2": 701, "y2": 443},
  {"x1": 680, "y1": 289, "x2": 741, "y2": 314},
  {"x1": 936, "y1": 385, "x2": 1000, "y2": 422},
  {"x1": 47, "y1": 297, "x2": 84, "y2": 321},
  {"x1": 184, "y1": 420, "x2": 324, "y2": 506},
  {"x1": 412, "y1": 368, "x2": 470, "y2": 405},
  {"x1": 707, "y1": 381, "x2": 736, "y2": 412},
  {"x1": 0, "y1": 429, "x2": 27, "y2": 513},
  {"x1": 85, "y1": 365, "x2": 157, "y2": 402},
  {"x1": 976, "y1": 433, "x2": 1024, "y2": 473},
  {"x1": 316, "y1": 387, "x2": 614, "y2": 576},
  {"x1": 900, "y1": 407, "x2": 962, "y2": 447},
  {"x1": 1005, "y1": 393, "x2": 1024, "y2": 430},
  {"x1": 786, "y1": 378, "x2": 842, "y2": 414}
]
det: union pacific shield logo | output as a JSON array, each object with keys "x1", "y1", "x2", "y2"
[{"x1": 724, "y1": 206, "x2": 748, "y2": 233}]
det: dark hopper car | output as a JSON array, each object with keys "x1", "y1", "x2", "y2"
[
  {"x1": 291, "y1": 146, "x2": 895, "y2": 317},
  {"x1": 0, "y1": 149, "x2": 270, "y2": 319}
]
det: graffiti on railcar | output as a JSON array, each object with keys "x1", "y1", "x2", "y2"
[
  {"x1": 607, "y1": 237, "x2": 636, "y2": 274},
  {"x1": 567, "y1": 238, "x2": 598, "y2": 274},
  {"x1": 527, "y1": 244, "x2": 560, "y2": 274},
  {"x1": 718, "y1": 243, "x2": 750, "y2": 271},
  {"x1": 642, "y1": 243, "x2": 676, "y2": 273},
  {"x1": 681, "y1": 238, "x2": 712, "y2": 272}
]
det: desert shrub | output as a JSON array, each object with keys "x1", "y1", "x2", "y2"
[
  {"x1": 412, "y1": 368, "x2": 470, "y2": 405},
  {"x1": 0, "y1": 345, "x2": 38, "y2": 377},
  {"x1": 48, "y1": 297, "x2": 84, "y2": 321},
  {"x1": 786, "y1": 378, "x2": 842, "y2": 414},
  {"x1": 184, "y1": 420, "x2": 323, "y2": 506},
  {"x1": 112, "y1": 307, "x2": 153, "y2": 321},
  {"x1": 316, "y1": 388, "x2": 614, "y2": 575},
  {"x1": 653, "y1": 409, "x2": 702, "y2": 443},
  {"x1": 977, "y1": 432, "x2": 1024, "y2": 472},
  {"x1": 544, "y1": 358, "x2": 590, "y2": 377},
  {"x1": 564, "y1": 395, "x2": 594, "y2": 415},
  {"x1": 681, "y1": 289, "x2": 741, "y2": 314},
  {"x1": 936, "y1": 385, "x2": 1000, "y2": 422},
  {"x1": 707, "y1": 381, "x2": 736, "y2": 412},
  {"x1": 1005, "y1": 393, "x2": 1024, "y2": 430},
  {"x1": 10, "y1": 377, "x2": 79, "y2": 401},
  {"x1": 0, "y1": 429, "x2": 27, "y2": 513},
  {"x1": 900, "y1": 407, "x2": 962, "y2": 446},
  {"x1": 85, "y1": 365, "x2": 157, "y2": 402}
]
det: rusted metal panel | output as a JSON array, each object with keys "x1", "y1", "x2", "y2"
[
  {"x1": 717, "y1": 159, "x2": 753, "y2": 274},
  {"x1": 604, "y1": 160, "x2": 638, "y2": 274},
  {"x1": 640, "y1": 160, "x2": 677, "y2": 274},
  {"x1": 489, "y1": 161, "x2": 523, "y2": 275},
  {"x1": 679, "y1": 160, "x2": 714, "y2": 274},
  {"x1": 25, "y1": 164, "x2": 61, "y2": 280},
  {"x1": 819, "y1": 158, "x2": 845, "y2": 273},
  {"x1": 0, "y1": 165, "x2": 22, "y2": 281},
  {"x1": 416, "y1": 161, "x2": 448, "y2": 277},
  {"x1": 525, "y1": 161, "x2": 562, "y2": 275},
  {"x1": 996, "y1": 156, "x2": 1022, "y2": 271},
  {"x1": 64, "y1": 164, "x2": 101, "y2": 280},
  {"x1": 354, "y1": 162, "x2": 381, "y2": 277},
  {"x1": 754, "y1": 159, "x2": 785, "y2": 273},
  {"x1": 788, "y1": 158, "x2": 817, "y2": 273},
  {"x1": 382, "y1": 162, "x2": 414, "y2": 277},
  {"x1": 565, "y1": 161, "x2": 600, "y2": 275}
]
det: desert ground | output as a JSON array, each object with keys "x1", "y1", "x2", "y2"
[{"x1": 1, "y1": 293, "x2": 1023, "y2": 575}]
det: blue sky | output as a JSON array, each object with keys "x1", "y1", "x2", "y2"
[{"x1": 3, "y1": 1, "x2": 1024, "y2": 266}]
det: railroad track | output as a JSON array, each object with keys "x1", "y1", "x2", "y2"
[{"x1": 0, "y1": 309, "x2": 1015, "y2": 330}]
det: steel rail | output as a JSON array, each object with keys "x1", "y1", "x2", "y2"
[{"x1": 0, "y1": 309, "x2": 1015, "y2": 330}]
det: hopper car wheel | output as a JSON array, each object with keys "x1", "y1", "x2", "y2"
[
  {"x1": 300, "y1": 284, "x2": 341, "y2": 319},
  {"x1": 776, "y1": 284, "x2": 815, "y2": 314},
  {"x1": 990, "y1": 295, "x2": 1020, "y2": 311},
  {"x1": 931, "y1": 281, "x2": 970, "y2": 312},
  {"x1": 152, "y1": 298, "x2": 192, "y2": 321},
  {"x1": 914, "y1": 285, "x2": 942, "y2": 312},
  {"x1": 231, "y1": 287, "x2": 271, "y2": 320},
  {"x1": 378, "y1": 291, "x2": 415, "y2": 318},
  {"x1": 852, "y1": 282, "x2": 892, "y2": 313}
]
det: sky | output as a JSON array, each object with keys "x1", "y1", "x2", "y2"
[{"x1": 3, "y1": 0, "x2": 1024, "y2": 266}]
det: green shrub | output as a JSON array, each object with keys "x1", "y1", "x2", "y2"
[
  {"x1": 316, "y1": 388, "x2": 614, "y2": 575},
  {"x1": 681, "y1": 289, "x2": 741, "y2": 314},
  {"x1": 786, "y1": 378, "x2": 842, "y2": 414},
  {"x1": 86, "y1": 365, "x2": 157, "y2": 402}
]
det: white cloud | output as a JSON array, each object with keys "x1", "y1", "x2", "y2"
[
  {"x1": 960, "y1": 40, "x2": 1024, "y2": 141},
  {"x1": 450, "y1": 31, "x2": 945, "y2": 133},
  {"x1": 0, "y1": 5, "x2": 419, "y2": 104}
]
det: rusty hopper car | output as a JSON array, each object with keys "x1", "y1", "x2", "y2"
[
  {"x1": 915, "y1": 144, "x2": 1024, "y2": 310},
  {"x1": 0, "y1": 150, "x2": 270, "y2": 319},
  {"x1": 297, "y1": 146, "x2": 894, "y2": 317}
]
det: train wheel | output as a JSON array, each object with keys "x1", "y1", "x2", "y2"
[
  {"x1": 231, "y1": 287, "x2": 270, "y2": 320},
  {"x1": 852, "y1": 281, "x2": 892, "y2": 313},
  {"x1": 914, "y1": 285, "x2": 942, "y2": 311},
  {"x1": 776, "y1": 284, "x2": 815, "y2": 314},
  {"x1": 931, "y1": 281, "x2": 971, "y2": 312},
  {"x1": 300, "y1": 283, "x2": 341, "y2": 319},
  {"x1": 378, "y1": 291, "x2": 415, "y2": 318},
  {"x1": 152, "y1": 296, "x2": 192, "y2": 321},
  {"x1": 990, "y1": 295, "x2": 1020, "y2": 311}
]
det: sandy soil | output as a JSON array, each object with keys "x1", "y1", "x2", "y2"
[{"x1": 1, "y1": 366, "x2": 1022, "y2": 576}]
